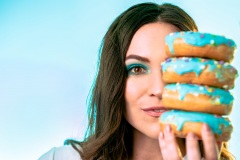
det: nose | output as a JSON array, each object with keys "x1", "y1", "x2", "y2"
[{"x1": 148, "y1": 71, "x2": 165, "y2": 98}]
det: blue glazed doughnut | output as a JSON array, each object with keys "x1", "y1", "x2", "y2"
[
  {"x1": 159, "y1": 110, "x2": 233, "y2": 141},
  {"x1": 161, "y1": 57, "x2": 238, "y2": 89},
  {"x1": 162, "y1": 83, "x2": 234, "y2": 115},
  {"x1": 165, "y1": 31, "x2": 237, "y2": 62}
]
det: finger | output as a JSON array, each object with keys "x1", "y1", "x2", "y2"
[
  {"x1": 159, "y1": 125, "x2": 181, "y2": 160},
  {"x1": 201, "y1": 124, "x2": 219, "y2": 160},
  {"x1": 186, "y1": 132, "x2": 201, "y2": 160}
]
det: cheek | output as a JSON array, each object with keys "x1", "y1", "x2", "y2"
[
  {"x1": 124, "y1": 76, "x2": 146, "y2": 105},
  {"x1": 125, "y1": 78, "x2": 135, "y2": 102},
  {"x1": 124, "y1": 77, "x2": 144, "y2": 123}
]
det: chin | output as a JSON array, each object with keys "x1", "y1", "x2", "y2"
[{"x1": 145, "y1": 124, "x2": 161, "y2": 139}]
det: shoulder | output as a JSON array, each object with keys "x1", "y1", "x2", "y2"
[{"x1": 38, "y1": 145, "x2": 82, "y2": 160}]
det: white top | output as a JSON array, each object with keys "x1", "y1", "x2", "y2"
[
  {"x1": 38, "y1": 145, "x2": 81, "y2": 160},
  {"x1": 38, "y1": 145, "x2": 192, "y2": 160}
]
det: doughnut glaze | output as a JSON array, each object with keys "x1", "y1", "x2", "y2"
[
  {"x1": 159, "y1": 110, "x2": 233, "y2": 141},
  {"x1": 161, "y1": 57, "x2": 238, "y2": 89},
  {"x1": 162, "y1": 83, "x2": 234, "y2": 115},
  {"x1": 165, "y1": 31, "x2": 237, "y2": 62}
]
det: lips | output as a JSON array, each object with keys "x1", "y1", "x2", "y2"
[{"x1": 142, "y1": 107, "x2": 168, "y2": 117}]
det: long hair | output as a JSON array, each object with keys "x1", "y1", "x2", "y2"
[{"x1": 67, "y1": 2, "x2": 234, "y2": 160}]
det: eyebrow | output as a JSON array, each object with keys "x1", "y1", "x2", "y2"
[{"x1": 125, "y1": 55, "x2": 150, "y2": 63}]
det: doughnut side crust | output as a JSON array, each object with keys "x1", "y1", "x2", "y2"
[{"x1": 165, "y1": 38, "x2": 234, "y2": 62}]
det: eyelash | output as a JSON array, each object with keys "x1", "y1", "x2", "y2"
[{"x1": 126, "y1": 64, "x2": 149, "y2": 75}]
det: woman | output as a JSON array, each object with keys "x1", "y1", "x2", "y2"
[{"x1": 39, "y1": 2, "x2": 234, "y2": 160}]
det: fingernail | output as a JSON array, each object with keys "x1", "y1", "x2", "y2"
[
  {"x1": 203, "y1": 124, "x2": 210, "y2": 132},
  {"x1": 159, "y1": 132, "x2": 164, "y2": 139},
  {"x1": 187, "y1": 132, "x2": 196, "y2": 140},
  {"x1": 165, "y1": 125, "x2": 171, "y2": 133}
]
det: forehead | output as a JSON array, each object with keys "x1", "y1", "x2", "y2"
[{"x1": 126, "y1": 22, "x2": 180, "y2": 57}]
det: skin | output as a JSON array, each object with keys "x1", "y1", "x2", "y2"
[{"x1": 124, "y1": 22, "x2": 221, "y2": 159}]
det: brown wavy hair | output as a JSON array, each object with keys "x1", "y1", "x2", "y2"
[{"x1": 67, "y1": 2, "x2": 235, "y2": 160}]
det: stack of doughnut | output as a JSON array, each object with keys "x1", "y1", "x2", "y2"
[{"x1": 159, "y1": 31, "x2": 238, "y2": 141}]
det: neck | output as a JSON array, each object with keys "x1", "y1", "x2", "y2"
[
  {"x1": 131, "y1": 129, "x2": 162, "y2": 160},
  {"x1": 130, "y1": 129, "x2": 186, "y2": 160}
]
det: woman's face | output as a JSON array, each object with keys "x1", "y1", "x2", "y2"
[{"x1": 124, "y1": 22, "x2": 179, "y2": 139}]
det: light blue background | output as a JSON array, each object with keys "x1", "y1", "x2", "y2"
[{"x1": 0, "y1": 0, "x2": 239, "y2": 159}]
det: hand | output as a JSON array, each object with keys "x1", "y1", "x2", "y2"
[{"x1": 158, "y1": 124, "x2": 221, "y2": 160}]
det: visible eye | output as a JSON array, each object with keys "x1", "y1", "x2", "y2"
[
  {"x1": 126, "y1": 64, "x2": 149, "y2": 75},
  {"x1": 130, "y1": 66, "x2": 145, "y2": 74}
]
